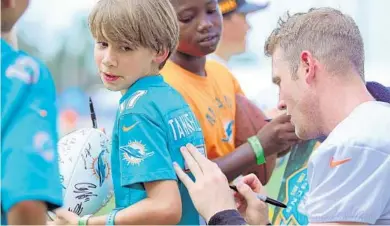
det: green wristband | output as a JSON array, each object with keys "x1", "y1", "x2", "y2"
[
  {"x1": 247, "y1": 136, "x2": 266, "y2": 165},
  {"x1": 78, "y1": 215, "x2": 92, "y2": 226}
]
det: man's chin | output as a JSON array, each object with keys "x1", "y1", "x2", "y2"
[{"x1": 295, "y1": 127, "x2": 315, "y2": 141}]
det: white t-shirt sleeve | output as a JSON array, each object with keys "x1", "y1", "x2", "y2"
[{"x1": 306, "y1": 144, "x2": 390, "y2": 224}]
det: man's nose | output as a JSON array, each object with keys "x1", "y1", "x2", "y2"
[{"x1": 277, "y1": 100, "x2": 287, "y2": 111}]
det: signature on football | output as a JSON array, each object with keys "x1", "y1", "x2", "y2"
[
  {"x1": 80, "y1": 143, "x2": 92, "y2": 170},
  {"x1": 68, "y1": 202, "x2": 83, "y2": 216},
  {"x1": 74, "y1": 182, "x2": 97, "y2": 202}
]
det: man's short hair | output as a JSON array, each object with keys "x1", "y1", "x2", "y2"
[
  {"x1": 88, "y1": 0, "x2": 179, "y2": 69},
  {"x1": 264, "y1": 8, "x2": 365, "y2": 79}
]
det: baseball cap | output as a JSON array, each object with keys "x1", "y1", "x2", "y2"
[{"x1": 218, "y1": 0, "x2": 269, "y2": 15}]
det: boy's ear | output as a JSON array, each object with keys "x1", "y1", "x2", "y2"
[{"x1": 153, "y1": 49, "x2": 170, "y2": 65}]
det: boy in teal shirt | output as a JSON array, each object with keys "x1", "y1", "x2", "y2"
[{"x1": 54, "y1": 0, "x2": 205, "y2": 225}]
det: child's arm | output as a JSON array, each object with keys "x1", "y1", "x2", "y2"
[
  {"x1": 88, "y1": 180, "x2": 181, "y2": 225},
  {"x1": 214, "y1": 76, "x2": 293, "y2": 182},
  {"x1": 86, "y1": 113, "x2": 182, "y2": 225}
]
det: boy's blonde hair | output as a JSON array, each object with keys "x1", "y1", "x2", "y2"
[
  {"x1": 88, "y1": 0, "x2": 179, "y2": 69},
  {"x1": 265, "y1": 8, "x2": 365, "y2": 80}
]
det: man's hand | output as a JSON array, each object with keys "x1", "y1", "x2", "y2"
[
  {"x1": 234, "y1": 174, "x2": 270, "y2": 225},
  {"x1": 257, "y1": 113, "x2": 299, "y2": 157},
  {"x1": 52, "y1": 208, "x2": 79, "y2": 225},
  {"x1": 173, "y1": 144, "x2": 237, "y2": 222}
]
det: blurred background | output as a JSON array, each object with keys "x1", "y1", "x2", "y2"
[{"x1": 14, "y1": 0, "x2": 390, "y2": 200}]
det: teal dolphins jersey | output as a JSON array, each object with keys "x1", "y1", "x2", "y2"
[
  {"x1": 1, "y1": 39, "x2": 63, "y2": 225},
  {"x1": 111, "y1": 75, "x2": 206, "y2": 225}
]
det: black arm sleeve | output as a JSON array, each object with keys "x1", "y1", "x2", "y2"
[{"x1": 207, "y1": 209, "x2": 247, "y2": 225}]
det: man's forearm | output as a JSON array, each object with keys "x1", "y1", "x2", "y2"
[
  {"x1": 7, "y1": 201, "x2": 47, "y2": 225},
  {"x1": 87, "y1": 197, "x2": 181, "y2": 225}
]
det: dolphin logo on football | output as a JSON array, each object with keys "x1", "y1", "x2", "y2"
[
  {"x1": 91, "y1": 144, "x2": 111, "y2": 187},
  {"x1": 95, "y1": 151, "x2": 109, "y2": 187}
]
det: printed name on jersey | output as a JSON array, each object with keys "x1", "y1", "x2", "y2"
[
  {"x1": 168, "y1": 113, "x2": 202, "y2": 141},
  {"x1": 6, "y1": 56, "x2": 40, "y2": 84},
  {"x1": 126, "y1": 90, "x2": 147, "y2": 110},
  {"x1": 120, "y1": 140, "x2": 155, "y2": 166}
]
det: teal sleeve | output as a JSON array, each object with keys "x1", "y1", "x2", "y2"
[{"x1": 118, "y1": 113, "x2": 177, "y2": 186}]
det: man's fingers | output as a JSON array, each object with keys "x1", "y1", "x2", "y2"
[
  {"x1": 272, "y1": 113, "x2": 291, "y2": 123},
  {"x1": 280, "y1": 122, "x2": 295, "y2": 132},
  {"x1": 173, "y1": 162, "x2": 195, "y2": 188},
  {"x1": 241, "y1": 174, "x2": 263, "y2": 193},
  {"x1": 186, "y1": 143, "x2": 215, "y2": 172},
  {"x1": 236, "y1": 182, "x2": 258, "y2": 205},
  {"x1": 285, "y1": 133, "x2": 300, "y2": 143},
  {"x1": 180, "y1": 146, "x2": 203, "y2": 177}
]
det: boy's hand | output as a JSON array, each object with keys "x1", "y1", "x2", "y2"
[
  {"x1": 53, "y1": 209, "x2": 79, "y2": 225},
  {"x1": 257, "y1": 113, "x2": 299, "y2": 156},
  {"x1": 173, "y1": 144, "x2": 236, "y2": 222}
]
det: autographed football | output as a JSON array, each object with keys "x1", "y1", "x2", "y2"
[
  {"x1": 48, "y1": 128, "x2": 113, "y2": 218},
  {"x1": 234, "y1": 94, "x2": 277, "y2": 184}
]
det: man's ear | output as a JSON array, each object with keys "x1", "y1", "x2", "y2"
[
  {"x1": 153, "y1": 49, "x2": 170, "y2": 65},
  {"x1": 300, "y1": 50, "x2": 316, "y2": 85}
]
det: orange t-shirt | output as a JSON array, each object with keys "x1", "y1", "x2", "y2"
[{"x1": 161, "y1": 60, "x2": 244, "y2": 160}]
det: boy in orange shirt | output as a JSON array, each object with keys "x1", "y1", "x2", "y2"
[{"x1": 162, "y1": 0, "x2": 299, "y2": 182}]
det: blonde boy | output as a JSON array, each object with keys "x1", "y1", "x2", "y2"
[{"x1": 55, "y1": 0, "x2": 206, "y2": 225}]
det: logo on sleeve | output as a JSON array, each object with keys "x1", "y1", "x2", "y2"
[
  {"x1": 120, "y1": 141, "x2": 154, "y2": 166},
  {"x1": 330, "y1": 156, "x2": 351, "y2": 168},
  {"x1": 122, "y1": 122, "x2": 139, "y2": 132}
]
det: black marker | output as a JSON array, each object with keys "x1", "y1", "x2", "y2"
[
  {"x1": 265, "y1": 118, "x2": 272, "y2": 122},
  {"x1": 229, "y1": 185, "x2": 286, "y2": 208},
  {"x1": 89, "y1": 97, "x2": 98, "y2": 129}
]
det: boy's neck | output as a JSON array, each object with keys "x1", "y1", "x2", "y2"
[{"x1": 170, "y1": 51, "x2": 207, "y2": 77}]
